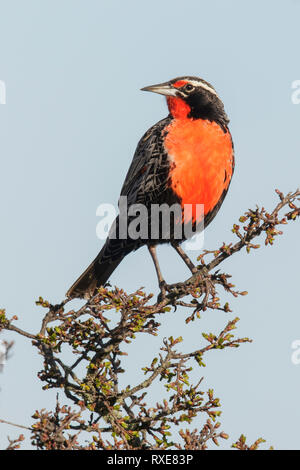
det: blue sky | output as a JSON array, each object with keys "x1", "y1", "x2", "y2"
[{"x1": 0, "y1": 0, "x2": 300, "y2": 449}]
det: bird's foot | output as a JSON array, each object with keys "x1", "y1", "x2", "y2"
[
  {"x1": 157, "y1": 281, "x2": 168, "y2": 303},
  {"x1": 197, "y1": 267, "x2": 216, "y2": 308},
  {"x1": 157, "y1": 281, "x2": 186, "y2": 303},
  {"x1": 156, "y1": 268, "x2": 215, "y2": 305}
]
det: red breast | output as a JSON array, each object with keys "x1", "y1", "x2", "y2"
[{"x1": 164, "y1": 115, "x2": 234, "y2": 223}]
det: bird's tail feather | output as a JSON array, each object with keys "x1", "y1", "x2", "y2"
[{"x1": 66, "y1": 247, "x2": 123, "y2": 299}]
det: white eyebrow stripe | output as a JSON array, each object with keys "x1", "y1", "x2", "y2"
[{"x1": 187, "y1": 79, "x2": 218, "y2": 97}]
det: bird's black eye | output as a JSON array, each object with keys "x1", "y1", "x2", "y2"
[{"x1": 185, "y1": 84, "x2": 194, "y2": 92}]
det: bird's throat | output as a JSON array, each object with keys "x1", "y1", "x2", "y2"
[{"x1": 167, "y1": 96, "x2": 191, "y2": 119}]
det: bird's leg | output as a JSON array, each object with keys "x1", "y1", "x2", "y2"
[
  {"x1": 171, "y1": 243, "x2": 198, "y2": 274},
  {"x1": 148, "y1": 245, "x2": 167, "y2": 301},
  {"x1": 171, "y1": 243, "x2": 215, "y2": 306}
]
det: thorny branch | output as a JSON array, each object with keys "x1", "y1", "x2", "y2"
[{"x1": 0, "y1": 188, "x2": 299, "y2": 450}]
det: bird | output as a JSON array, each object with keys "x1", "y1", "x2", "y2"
[{"x1": 66, "y1": 76, "x2": 234, "y2": 300}]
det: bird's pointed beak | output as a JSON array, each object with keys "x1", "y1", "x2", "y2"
[{"x1": 141, "y1": 82, "x2": 178, "y2": 97}]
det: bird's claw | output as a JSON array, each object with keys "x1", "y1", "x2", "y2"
[
  {"x1": 198, "y1": 269, "x2": 216, "y2": 307},
  {"x1": 157, "y1": 281, "x2": 186, "y2": 303}
]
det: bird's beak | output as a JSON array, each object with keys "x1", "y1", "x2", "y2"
[{"x1": 141, "y1": 82, "x2": 178, "y2": 97}]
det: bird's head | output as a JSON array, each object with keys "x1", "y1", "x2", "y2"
[{"x1": 141, "y1": 76, "x2": 229, "y2": 128}]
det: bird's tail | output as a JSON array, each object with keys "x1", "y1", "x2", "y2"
[{"x1": 66, "y1": 244, "x2": 123, "y2": 299}]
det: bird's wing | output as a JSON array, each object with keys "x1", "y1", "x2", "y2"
[{"x1": 120, "y1": 116, "x2": 173, "y2": 206}]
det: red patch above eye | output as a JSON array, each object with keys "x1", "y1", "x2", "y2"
[{"x1": 172, "y1": 80, "x2": 188, "y2": 88}]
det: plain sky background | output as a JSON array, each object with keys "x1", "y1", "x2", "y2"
[{"x1": 0, "y1": 0, "x2": 300, "y2": 450}]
